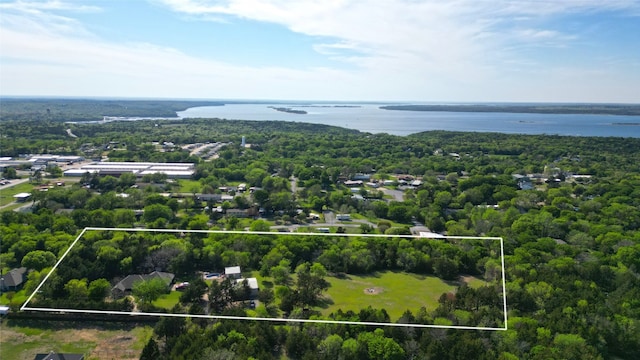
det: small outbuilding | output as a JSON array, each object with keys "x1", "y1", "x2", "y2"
[
  {"x1": 236, "y1": 277, "x2": 259, "y2": 299},
  {"x1": 13, "y1": 193, "x2": 31, "y2": 202},
  {"x1": 225, "y1": 266, "x2": 242, "y2": 280}
]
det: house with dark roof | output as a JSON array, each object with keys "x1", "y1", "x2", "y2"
[
  {"x1": 1, "y1": 267, "x2": 27, "y2": 292},
  {"x1": 34, "y1": 351, "x2": 84, "y2": 360},
  {"x1": 111, "y1": 271, "x2": 174, "y2": 298}
]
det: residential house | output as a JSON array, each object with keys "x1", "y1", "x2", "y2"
[
  {"x1": 343, "y1": 180, "x2": 363, "y2": 187},
  {"x1": 1, "y1": 267, "x2": 27, "y2": 292},
  {"x1": 352, "y1": 173, "x2": 371, "y2": 181},
  {"x1": 33, "y1": 351, "x2": 84, "y2": 360},
  {"x1": 226, "y1": 209, "x2": 249, "y2": 218},
  {"x1": 513, "y1": 174, "x2": 534, "y2": 190},
  {"x1": 112, "y1": 271, "x2": 174, "y2": 298}
]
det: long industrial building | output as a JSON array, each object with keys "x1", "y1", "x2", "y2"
[{"x1": 64, "y1": 162, "x2": 195, "y2": 179}]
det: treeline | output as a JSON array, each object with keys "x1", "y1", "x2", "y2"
[
  {"x1": 0, "y1": 98, "x2": 224, "y2": 122},
  {"x1": 381, "y1": 104, "x2": 640, "y2": 116}
]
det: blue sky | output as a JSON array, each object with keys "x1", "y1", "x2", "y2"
[{"x1": 0, "y1": 0, "x2": 638, "y2": 102}]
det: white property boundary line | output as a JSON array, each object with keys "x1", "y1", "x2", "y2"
[{"x1": 21, "y1": 228, "x2": 508, "y2": 331}]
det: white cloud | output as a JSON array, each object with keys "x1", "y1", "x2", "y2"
[
  {"x1": 154, "y1": 0, "x2": 640, "y2": 84},
  {"x1": 0, "y1": 0, "x2": 638, "y2": 102},
  {"x1": 0, "y1": 0, "x2": 102, "y2": 12}
]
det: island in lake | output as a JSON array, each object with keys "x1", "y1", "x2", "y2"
[{"x1": 268, "y1": 106, "x2": 307, "y2": 114}]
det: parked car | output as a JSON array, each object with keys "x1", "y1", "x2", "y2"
[{"x1": 175, "y1": 282, "x2": 190, "y2": 291}]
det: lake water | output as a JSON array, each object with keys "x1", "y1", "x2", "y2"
[{"x1": 178, "y1": 104, "x2": 640, "y2": 138}]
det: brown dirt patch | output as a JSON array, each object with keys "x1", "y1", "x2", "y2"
[
  {"x1": 90, "y1": 334, "x2": 140, "y2": 360},
  {"x1": 460, "y1": 275, "x2": 474, "y2": 283},
  {"x1": 363, "y1": 287, "x2": 384, "y2": 295}
]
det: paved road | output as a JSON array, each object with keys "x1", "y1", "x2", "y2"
[
  {"x1": 380, "y1": 187, "x2": 405, "y2": 202},
  {"x1": 0, "y1": 177, "x2": 30, "y2": 190}
]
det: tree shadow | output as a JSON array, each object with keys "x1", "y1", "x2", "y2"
[
  {"x1": 331, "y1": 272, "x2": 352, "y2": 280},
  {"x1": 314, "y1": 295, "x2": 335, "y2": 309}
]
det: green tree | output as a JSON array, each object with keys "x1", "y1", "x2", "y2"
[
  {"x1": 434, "y1": 257, "x2": 458, "y2": 280},
  {"x1": 179, "y1": 277, "x2": 209, "y2": 305},
  {"x1": 249, "y1": 219, "x2": 271, "y2": 232},
  {"x1": 358, "y1": 328, "x2": 405, "y2": 360},
  {"x1": 387, "y1": 202, "x2": 412, "y2": 223},
  {"x1": 2, "y1": 167, "x2": 17, "y2": 179},
  {"x1": 143, "y1": 203, "x2": 174, "y2": 223},
  {"x1": 132, "y1": 277, "x2": 168, "y2": 305},
  {"x1": 21, "y1": 250, "x2": 56, "y2": 271},
  {"x1": 318, "y1": 334, "x2": 344, "y2": 360},
  {"x1": 139, "y1": 338, "x2": 161, "y2": 360},
  {"x1": 295, "y1": 262, "x2": 329, "y2": 307},
  {"x1": 209, "y1": 277, "x2": 234, "y2": 314},
  {"x1": 88, "y1": 278, "x2": 111, "y2": 301},
  {"x1": 64, "y1": 278, "x2": 88, "y2": 302}
]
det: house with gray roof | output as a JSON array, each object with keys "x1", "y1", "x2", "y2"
[
  {"x1": 34, "y1": 352, "x2": 84, "y2": 360},
  {"x1": 112, "y1": 271, "x2": 174, "y2": 298},
  {"x1": 1, "y1": 267, "x2": 27, "y2": 292}
]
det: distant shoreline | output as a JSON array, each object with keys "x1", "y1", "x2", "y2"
[{"x1": 380, "y1": 104, "x2": 640, "y2": 116}]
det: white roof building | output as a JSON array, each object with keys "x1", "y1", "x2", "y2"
[
  {"x1": 63, "y1": 161, "x2": 195, "y2": 179},
  {"x1": 225, "y1": 266, "x2": 241, "y2": 278},
  {"x1": 237, "y1": 277, "x2": 259, "y2": 290}
]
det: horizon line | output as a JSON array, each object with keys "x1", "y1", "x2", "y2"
[{"x1": 1, "y1": 95, "x2": 638, "y2": 106}]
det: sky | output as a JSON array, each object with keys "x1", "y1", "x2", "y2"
[{"x1": 0, "y1": 0, "x2": 639, "y2": 103}]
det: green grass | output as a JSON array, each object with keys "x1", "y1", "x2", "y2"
[
  {"x1": 0, "y1": 182, "x2": 34, "y2": 206},
  {"x1": 152, "y1": 291, "x2": 181, "y2": 310},
  {"x1": 0, "y1": 290, "x2": 29, "y2": 307},
  {"x1": 2, "y1": 202, "x2": 29, "y2": 211},
  {"x1": 0, "y1": 320, "x2": 153, "y2": 360},
  {"x1": 322, "y1": 271, "x2": 456, "y2": 321},
  {"x1": 463, "y1": 275, "x2": 488, "y2": 289},
  {"x1": 176, "y1": 179, "x2": 202, "y2": 193}
]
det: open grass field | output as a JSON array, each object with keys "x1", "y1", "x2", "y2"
[
  {"x1": 176, "y1": 179, "x2": 202, "y2": 193},
  {"x1": 0, "y1": 320, "x2": 152, "y2": 360},
  {"x1": 322, "y1": 271, "x2": 457, "y2": 321},
  {"x1": 0, "y1": 182, "x2": 34, "y2": 206}
]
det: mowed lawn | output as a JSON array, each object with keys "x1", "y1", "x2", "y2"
[
  {"x1": 152, "y1": 291, "x2": 182, "y2": 310},
  {"x1": 0, "y1": 320, "x2": 152, "y2": 360},
  {"x1": 322, "y1": 271, "x2": 456, "y2": 321},
  {"x1": 0, "y1": 182, "x2": 34, "y2": 206}
]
